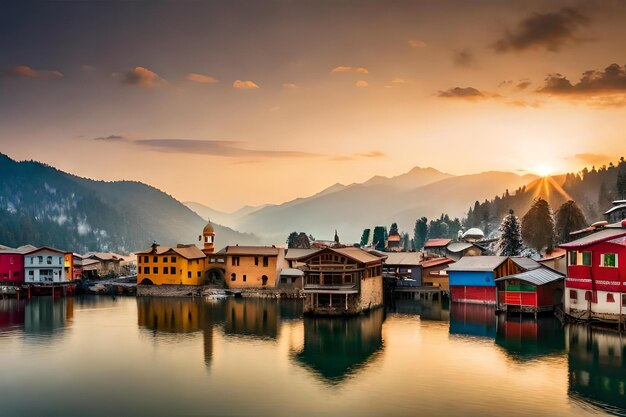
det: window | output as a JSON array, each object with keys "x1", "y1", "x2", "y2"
[
  {"x1": 243, "y1": 275, "x2": 247, "y2": 282},
  {"x1": 231, "y1": 273, "x2": 236, "y2": 281},
  {"x1": 281, "y1": 277, "x2": 287, "y2": 284},
  {"x1": 582, "y1": 252, "x2": 592, "y2": 266},
  {"x1": 232, "y1": 256, "x2": 240, "y2": 266},
  {"x1": 12, "y1": 271, "x2": 20, "y2": 278},
  {"x1": 58, "y1": 257, "x2": 62, "y2": 264},
  {"x1": 153, "y1": 267, "x2": 158, "y2": 274},
  {"x1": 569, "y1": 290, "x2": 577, "y2": 300},
  {"x1": 601, "y1": 253, "x2": 617, "y2": 268},
  {"x1": 197, "y1": 271, "x2": 201, "y2": 278},
  {"x1": 171, "y1": 266, "x2": 176, "y2": 274},
  {"x1": 153, "y1": 256, "x2": 158, "y2": 263},
  {"x1": 188, "y1": 271, "x2": 191, "y2": 278},
  {"x1": 607, "y1": 293, "x2": 615, "y2": 303},
  {"x1": 163, "y1": 257, "x2": 168, "y2": 263},
  {"x1": 29, "y1": 270, "x2": 34, "y2": 276},
  {"x1": 144, "y1": 256, "x2": 148, "y2": 263},
  {"x1": 38, "y1": 256, "x2": 43, "y2": 264},
  {"x1": 163, "y1": 267, "x2": 169, "y2": 274},
  {"x1": 291, "y1": 277, "x2": 297, "y2": 284},
  {"x1": 30, "y1": 257, "x2": 33, "y2": 265},
  {"x1": 9, "y1": 257, "x2": 13, "y2": 265},
  {"x1": 144, "y1": 267, "x2": 149, "y2": 274},
  {"x1": 255, "y1": 257, "x2": 259, "y2": 266},
  {"x1": 584, "y1": 291, "x2": 592, "y2": 302},
  {"x1": 47, "y1": 256, "x2": 52, "y2": 265},
  {"x1": 263, "y1": 257, "x2": 269, "y2": 267},
  {"x1": 569, "y1": 252, "x2": 577, "y2": 266},
  {"x1": 170, "y1": 257, "x2": 177, "y2": 262},
  {"x1": 261, "y1": 275, "x2": 268, "y2": 286}
]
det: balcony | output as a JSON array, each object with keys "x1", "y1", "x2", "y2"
[{"x1": 303, "y1": 274, "x2": 359, "y2": 293}]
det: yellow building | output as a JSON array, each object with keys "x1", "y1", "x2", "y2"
[
  {"x1": 136, "y1": 243, "x2": 207, "y2": 286},
  {"x1": 218, "y1": 245, "x2": 285, "y2": 289}
]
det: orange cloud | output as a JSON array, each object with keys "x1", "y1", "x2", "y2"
[
  {"x1": 120, "y1": 66, "x2": 167, "y2": 88},
  {"x1": 355, "y1": 80, "x2": 368, "y2": 88},
  {"x1": 282, "y1": 83, "x2": 300, "y2": 89},
  {"x1": 3, "y1": 65, "x2": 63, "y2": 78},
  {"x1": 233, "y1": 80, "x2": 259, "y2": 89},
  {"x1": 187, "y1": 72, "x2": 219, "y2": 84},
  {"x1": 408, "y1": 39, "x2": 427, "y2": 48},
  {"x1": 330, "y1": 66, "x2": 369, "y2": 74}
]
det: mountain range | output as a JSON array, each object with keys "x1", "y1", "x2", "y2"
[
  {"x1": 187, "y1": 167, "x2": 538, "y2": 243},
  {"x1": 0, "y1": 153, "x2": 259, "y2": 253}
]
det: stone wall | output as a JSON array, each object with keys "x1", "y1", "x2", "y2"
[
  {"x1": 137, "y1": 284, "x2": 205, "y2": 297},
  {"x1": 359, "y1": 275, "x2": 383, "y2": 311},
  {"x1": 137, "y1": 284, "x2": 304, "y2": 299}
]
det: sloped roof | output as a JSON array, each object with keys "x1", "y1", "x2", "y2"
[
  {"x1": 462, "y1": 228, "x2": 484, "y2": 239},
  {"x1": 382, "y1": 252, "x2": 422, "y2": 266},
  {"x1": 24, "y1": 246, "x2": 66, "y2": 255},
  {"x1": 495, "y1": 267, "x2": 564, "y2": 286},
  {"x1": 279, "y1": 268, "x2": 304, "y2": 277},
  {"x1": 539, "y1": 248, "x2": 566, "y2": 261},
  {"x1": 83, "y1": 252, "x2": 126, "y2": 261},
  {"x1": 421, "y1": 257, "x2": 455, "y2": 268},
  {"x1": 509, "y1": 257, "x2": 541, "y2": 271},
  {"x1": 333, "y1": 247, "x2": 384, "y2": 264},
  {"x1": 136, "y1": 244, "x2": 206, "y2": 260},
  {"x1": 559, "y1": 228, "x2": 626, "y2": 249},
  {"x1": 424, "y1": 238, "x2": 452, "y2": 248},
  {"x1": 285, "y1": 248, "x2": 320, "y2": 260},
  {"x1": 219, "y1": 246, "x2": 281, "y2": 256},
  {"x1": 446, "y1": 256, "x2": 508, "y2": 272},
  {"x1": 446, "y1": 242, "x2": 474, "y2": 253},
  {"x1": 387, "y1": 234, "x2": 401, "y2": 242}
]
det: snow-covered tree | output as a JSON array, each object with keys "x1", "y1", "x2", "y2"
[{"x1": 496, "y1": 209, "x2": 523, "y2": 256}]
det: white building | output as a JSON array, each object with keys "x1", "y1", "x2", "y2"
[{"x1": 24, "y1": 247, "x2": 68, "y2": 283}]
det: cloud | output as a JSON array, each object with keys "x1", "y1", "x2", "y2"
[
  {"x1": 331, "y1": 151, "x2": 386, "y2": 161},
  {"x1": 282, "y1": 83, "x2": 300, "y2": 89},
  {"x1": 93, "y1": 134, "x2": 128, "y2": 141},
  {"x1": 233, "y1": 80, "x2": 259, "y2": 89},
  {"x1": 569, "y1": 153, "x2": 614, "y2": 166},
  {"x1": 355, "y1": 80, "x2": 368, "y2": 88},
  {"x1": 3, "y1": 65, "x2": 63, "y2": 78},
  {"x1": 120, "y1": 66, "x2": 166, "y2": 88},
  {"x1": 453, "y1": 49, "x2": 475, "y2": 67},
  {"x1": 516, "y1": 80, "x2": 531, "y2": 90},
  {"x1": 133, "y1": 139, "x2": 319, "y2": 159},
  {"x1": 493, "y1": 7, "x2": 591, "y2": 53},
  {"x1": 391, "y1": 78, "x2": 405, "y2": 84},
  {"x1": 437, "y1": 86, "x2": 491, "y2": 100},
  {"x1": 330, "y1": 66, "x2": 369, "y2": 74},
  {"x1": 506, "y1": 99, "x2": 542, "y2": 108},
  {"x1": 187, "y1": 72, "x2": 218, "y2": 84},
  {"x1": 408, "y1": 39, "x2": 427, "y2": 49},
  {"x1": 538, "y1": 63, "x2": 626, "y2": 106}
]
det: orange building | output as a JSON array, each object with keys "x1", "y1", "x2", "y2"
[{"x1": 218, "y1": 245, "x2": 285, "y2": 289}]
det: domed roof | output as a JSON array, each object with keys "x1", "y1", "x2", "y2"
[
  {"x1": 203, "y1": 222, "x2": 215, "y2": 234},
  {"x1": 462, "y1": 228, "x2": 484, "y2": 239}
]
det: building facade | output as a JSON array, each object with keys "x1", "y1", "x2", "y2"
[
  {"x1": 136, "y1": 243, "x2": 208, "y2": 286},
  {"x1": 297, "y1": 247, "x2": 384, "y2": 315},
  {"x1": 24, "y1": 247, "x2": 68, "y2": 283},
  {"x1": 421, "y1": 257, "x2": 455, "y2": 290},
  {"x1": 219, "y1": 246, "x2": 284, "y2": 289},
  {"x1": 560, "y1": 224, "x2": 626, "y2": 324},
  {"x1": 0, "y1": 250, "x2": 25, "y2": 284}
]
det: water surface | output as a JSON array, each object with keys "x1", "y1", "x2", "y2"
[{"x1": 0, "y1": 296, "x2": 624, "y2": 417}]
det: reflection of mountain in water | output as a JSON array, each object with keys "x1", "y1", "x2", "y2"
[
  {"x1": 137, "y1": 298, "x2": 222, "y2": 367},
  {"x1": 388, "y1": 298, "x2": 450, "y2": 321},
  {"x1": 495, "y1": 315, "x2": 565, "y2": 360},
  {"x1": 567, "y1": 325, "x2": 626, "y2": 416},
  {"x1": 223, "y1": 298, "x2": 283, "y2": 340},
  {"x1": 294, "y1": 308, "x2": 384, "y2": 384},
  {"x1": 23, "y1": 297, "x2": 73, "y2": 340},
  {"x1": 449, "y1": 303, "x2": 496, "y2": 338}
]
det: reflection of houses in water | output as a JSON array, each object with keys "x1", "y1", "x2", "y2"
[
  {"x1": 23, "y1": 297, "x2": 73, "y2": 337},
  {"x1": 294, "y1": 308, "x2": 384, "y2": 384},
  {"x1": 567, "y1": 325, "x2": 626, "y2": 415},
  {"x1": 449, "y1": 303, "x2": 496, "y2": 338},
  {"x1": 495, "y1": 315, "x2": 565, "y2": 360},
  {"x1": 0, "y1": 299, "x2": 26, "y2": 333},
  {"x1": 223, "y1": 298, "x2": 281, "y2": 340},
  {"x1": 137, "y1": 298, "x2": 220, "y2": 367},
  {"x1": 388, "y1": 298, "x2": 450, "y2": 322}
]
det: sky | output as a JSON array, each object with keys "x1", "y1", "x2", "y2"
[{"x1": 1, "y1": 0, "x2": 626, "y2": 211}]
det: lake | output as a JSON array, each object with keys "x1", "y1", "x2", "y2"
[{"x1": 0, "y1": 296, "x2": 624, "y2": 417}]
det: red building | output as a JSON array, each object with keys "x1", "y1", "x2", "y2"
[
  {"x1": 560, "y1": 222, "x2": 626, "y2": 324},
  {"x1": 0, "y1": 249, "x2": 25, "y2": 285}
]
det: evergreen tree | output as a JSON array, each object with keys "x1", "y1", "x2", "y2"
[
  {"x1": 495, "y1": 209, "x2": 523, "y2": 256},
  {"x1": 296, "y1": 232, "x2": 311, "y2": 249},
  {"x1": 401, "y1": 233, "x2": 411, "y2": 251},
  {"x1": 521, "y1": 197, "x2": 555, "y2": 253},
  {"x1": 359, "y1": 228, "x2": 371, "y2": 247},
  {"x1": 555, "y1": 200, "x2": 587, "y2": 243},
  {"x1": 617, "y1": 159, "x2": 626, "y2": 199},
  {"x1": 286, "y1": 231, "x2": 298, "y2": 248},
  {"x1": 413, "y1": 217, "x2": 428, "y2": 250},
  {"x1": 389, "y1": 222, "x2": 399, "y2": 236},
  {"x1": 372, "y1": 226, "x2": 386, "y2": 251}
]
